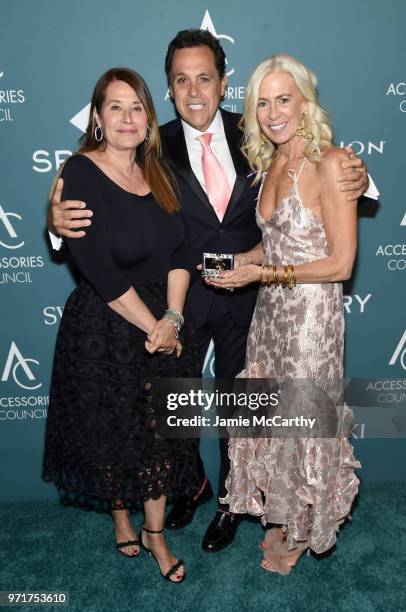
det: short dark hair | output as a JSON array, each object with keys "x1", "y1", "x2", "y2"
[{"x1": 165, "y1": 29, "x2": 226, "y2": 83}]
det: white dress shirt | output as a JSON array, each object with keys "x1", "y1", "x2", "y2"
[{"x1": 181, "y1": 109, "x2": 236, "y2": 196}]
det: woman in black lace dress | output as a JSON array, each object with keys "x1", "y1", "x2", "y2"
[{"x1": 43, "y1": 68, "x2": 201, "y2": 582}]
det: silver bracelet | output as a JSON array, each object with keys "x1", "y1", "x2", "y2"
[
  {"x1": 162, "y1": 308, "x2": 184, "y2": 338},
  {"x1": 165, "y1": 308, "x2": 184, "y2": 326},
  {"x1": 162, "y1": 316, "x2": 180, "y2": 339}
]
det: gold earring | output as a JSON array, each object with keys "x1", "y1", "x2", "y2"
[
  {"x1": 296, "y1": 115, "x2": 313, "y2": 141},
  {"x1": 260, "y1": 133, "x2": 268, "y2": 146}
]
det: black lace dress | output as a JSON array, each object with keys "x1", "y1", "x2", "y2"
[{"x1": 43, "y1": 155, "x2": 202, "y2": 512}]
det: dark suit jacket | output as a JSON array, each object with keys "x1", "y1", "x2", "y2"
[{"x1": 160, "y1": 108, "x2": 261, "y2": 329}]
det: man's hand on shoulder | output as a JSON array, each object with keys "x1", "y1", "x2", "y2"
[
  {"x1": 334, "y1": 145, "x2": 368, "y2": 201},
  {"x1": 49, "y1": 178, "x2": 93, "y2": 238}
]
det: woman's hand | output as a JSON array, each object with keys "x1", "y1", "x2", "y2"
[
  {"x1": 145, "y1": 319, "x2": 178, "y2": 354},
  {"x1": 233, "y1": 254, "x2": 249, "y2": 268},
  {"x1": 205, "y1": 264, "x2": 261, "y2": 289},
  {"x1": 174, "y1": 339, "x2": 182, "y2": 357}
]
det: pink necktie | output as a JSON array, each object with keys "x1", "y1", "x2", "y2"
[{"x1": 198, "y1": 132, "x2": 232, "y2": 222}]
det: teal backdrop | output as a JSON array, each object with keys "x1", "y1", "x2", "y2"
[{"x1": 0, "y1": 0, "x2": 405, "y2": 503}]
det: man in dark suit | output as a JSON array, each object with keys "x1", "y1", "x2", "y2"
[
  {"x1": 159, "y1": 31, "x2": 262, "y2": 552},
  {"x1": 49, "y1": 29, "x2": 368, "y2": 552}
]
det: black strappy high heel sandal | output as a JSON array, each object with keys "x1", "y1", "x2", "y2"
[
  {"x1": 140, "y1": 525, "x2": 185, "y2": 583},
  {"x1": 111, "y1": 510, "x2": 140, "y2": 558},
  {"x1": 116, "y1": 538, "x2": 140, "y2": 557}
]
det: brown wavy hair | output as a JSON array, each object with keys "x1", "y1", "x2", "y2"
[{"x1": 80, "y1": 67, "x2": 179, "y2": 213}]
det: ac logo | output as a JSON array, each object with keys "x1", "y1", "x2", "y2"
[
  {"x1": 200, "y1": 10, "x2": 235, "y2": 77},
  {"x1": 389, "y1": 330, "x2": 406, "y2": 371},
  {"x1": 73, "y1": 13, "x2": 238, "y2": 123},
  {"x1": 202, "y1": 339, "x2": 215, "y2": 377},
  {"x1": 0, "y1": 204, "x2": 24, "y2": 249},
  {"x1": 1, "y1": 341, "x2": 42, "y2": 390}
]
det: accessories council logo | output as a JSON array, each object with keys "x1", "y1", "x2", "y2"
[
  {"x1": 1, "y1": 342, "x2": 42, "y2": 390},
  {"x1": 0, "y1": 204, "x2": 24, "y2": 249},
  {"x1": 389, "y1": 331, "x2": 406, "y2": 371},
  {"x1": 200, "y1": 10, "x2": 235, "y2": 77},
  {"x1": 0, "y1": 69, "x2": 26, "y2": 123}
]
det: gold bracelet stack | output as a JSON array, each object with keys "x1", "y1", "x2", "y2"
[
  {"x1": 282, "y1": 264, "x2": 296, "y2": 289},
  {"x1": 260, "y1": 264, "x2": 271, "y2": 286},
  {"x1": 260, "y1": 263, "x2": 296, "y2": 289},
  {"x1": 260, "y1": 264, "x2": 278, "y2": 286}
]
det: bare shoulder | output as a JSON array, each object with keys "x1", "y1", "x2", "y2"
[{"x1": 318, "y1": 146, "x2": 347, "y2": 178}]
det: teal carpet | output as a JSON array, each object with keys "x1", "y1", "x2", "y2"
[{"x1": 1, "y1": 482, "x2": 405, "y2": 612}]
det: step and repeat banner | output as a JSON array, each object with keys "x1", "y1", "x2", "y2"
[{"x1": 1, "y1": 0, "x2": 405, "y2": 502}]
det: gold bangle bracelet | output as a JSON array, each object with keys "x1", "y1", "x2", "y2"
[
  {"x1": 283, "y1": 265, "x2": 288, "y2": 288},
  {"x1": 286, "y1": 264, "x2": 291, "y2": 289},
  {"x1": 266, "y1": 264, "x2": 272, "y2": 286},
  {"x1": 265, "y1": 264, "x2": 270, "y2": 285},
  {"x1": 260, "y1": 264, "x2": 268, "y2": 285},
  {"x1": 285, "y1": 264, "x2": 296, "y2": 289},
  {"x1": 290, "y1": 264, "x2": 296, "y2": 289}
]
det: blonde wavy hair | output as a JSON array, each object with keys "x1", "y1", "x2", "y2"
[{"x1": 241, "y1": 54, "x2": 333, "y2": 183}]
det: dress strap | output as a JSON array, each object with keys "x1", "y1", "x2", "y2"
[
  {"x1": 255, "y1": 171, "x2": 268, "y2": 202},
  {"x1": 287, "y1": 158, "x2": 306, "y2": 188}
]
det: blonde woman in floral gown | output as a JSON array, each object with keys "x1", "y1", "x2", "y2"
[{"x1": 207, "y1": 55, "x2": 360, "y2": 575}]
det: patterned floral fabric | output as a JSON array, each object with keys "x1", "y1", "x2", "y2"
[{"x1": 221, "y1": 164, "x2": 360, "y2": 554}]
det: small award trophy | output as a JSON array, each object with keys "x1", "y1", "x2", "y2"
[{"x1": 202, "y1": 252, "x2": 234, "y2": 278}]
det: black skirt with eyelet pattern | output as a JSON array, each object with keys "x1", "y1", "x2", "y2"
[{"x1": 43, "y1": 279, "x2": 202, "y2": 512}]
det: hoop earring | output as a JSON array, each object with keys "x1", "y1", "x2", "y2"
[
  {"x1": 145, "y1": 126, "x2": 151, "y2": 143},
  {"x1": 95, "y1": 125, "x2": 104, "y2": 143},
  {"x1": 296, "y1": 115, "x2": 313, "y2": 142}
]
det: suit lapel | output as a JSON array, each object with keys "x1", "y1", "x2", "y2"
[
  {"x1": 163, "y1": 120, "x2": 218, "y2": 218},
  {"x1": 162, "y1": 112, "x2": 252, "y2": 224},
  {"x1": 220, "y1": 109, "x2": 249, "y2": 222}
]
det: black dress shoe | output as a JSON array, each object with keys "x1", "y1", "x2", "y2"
[
  {"x1": 165, "y1": 477, "x2": 213, "y2": 530},
  {"x1": 201, "y1": 510, "x2": 241, "y2": 552}
]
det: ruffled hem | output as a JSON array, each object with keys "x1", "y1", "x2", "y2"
[{"x1": 221, "y1": 435, "x2": 360, "y2": 555}]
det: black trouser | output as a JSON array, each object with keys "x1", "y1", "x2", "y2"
[{"x1": 195, "y1": 294, "x2": 250, "y2": 504}]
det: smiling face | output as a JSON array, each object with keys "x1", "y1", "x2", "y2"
[
  {"x1": 94, "y1": 79, "x2": 148, "y2": 151},
  {"x1": 256, "y1": 71, "x2": 307, "y2": 146},
  {"x1": 169, "y1": 45, "x2": 227, "y2": 132}
]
